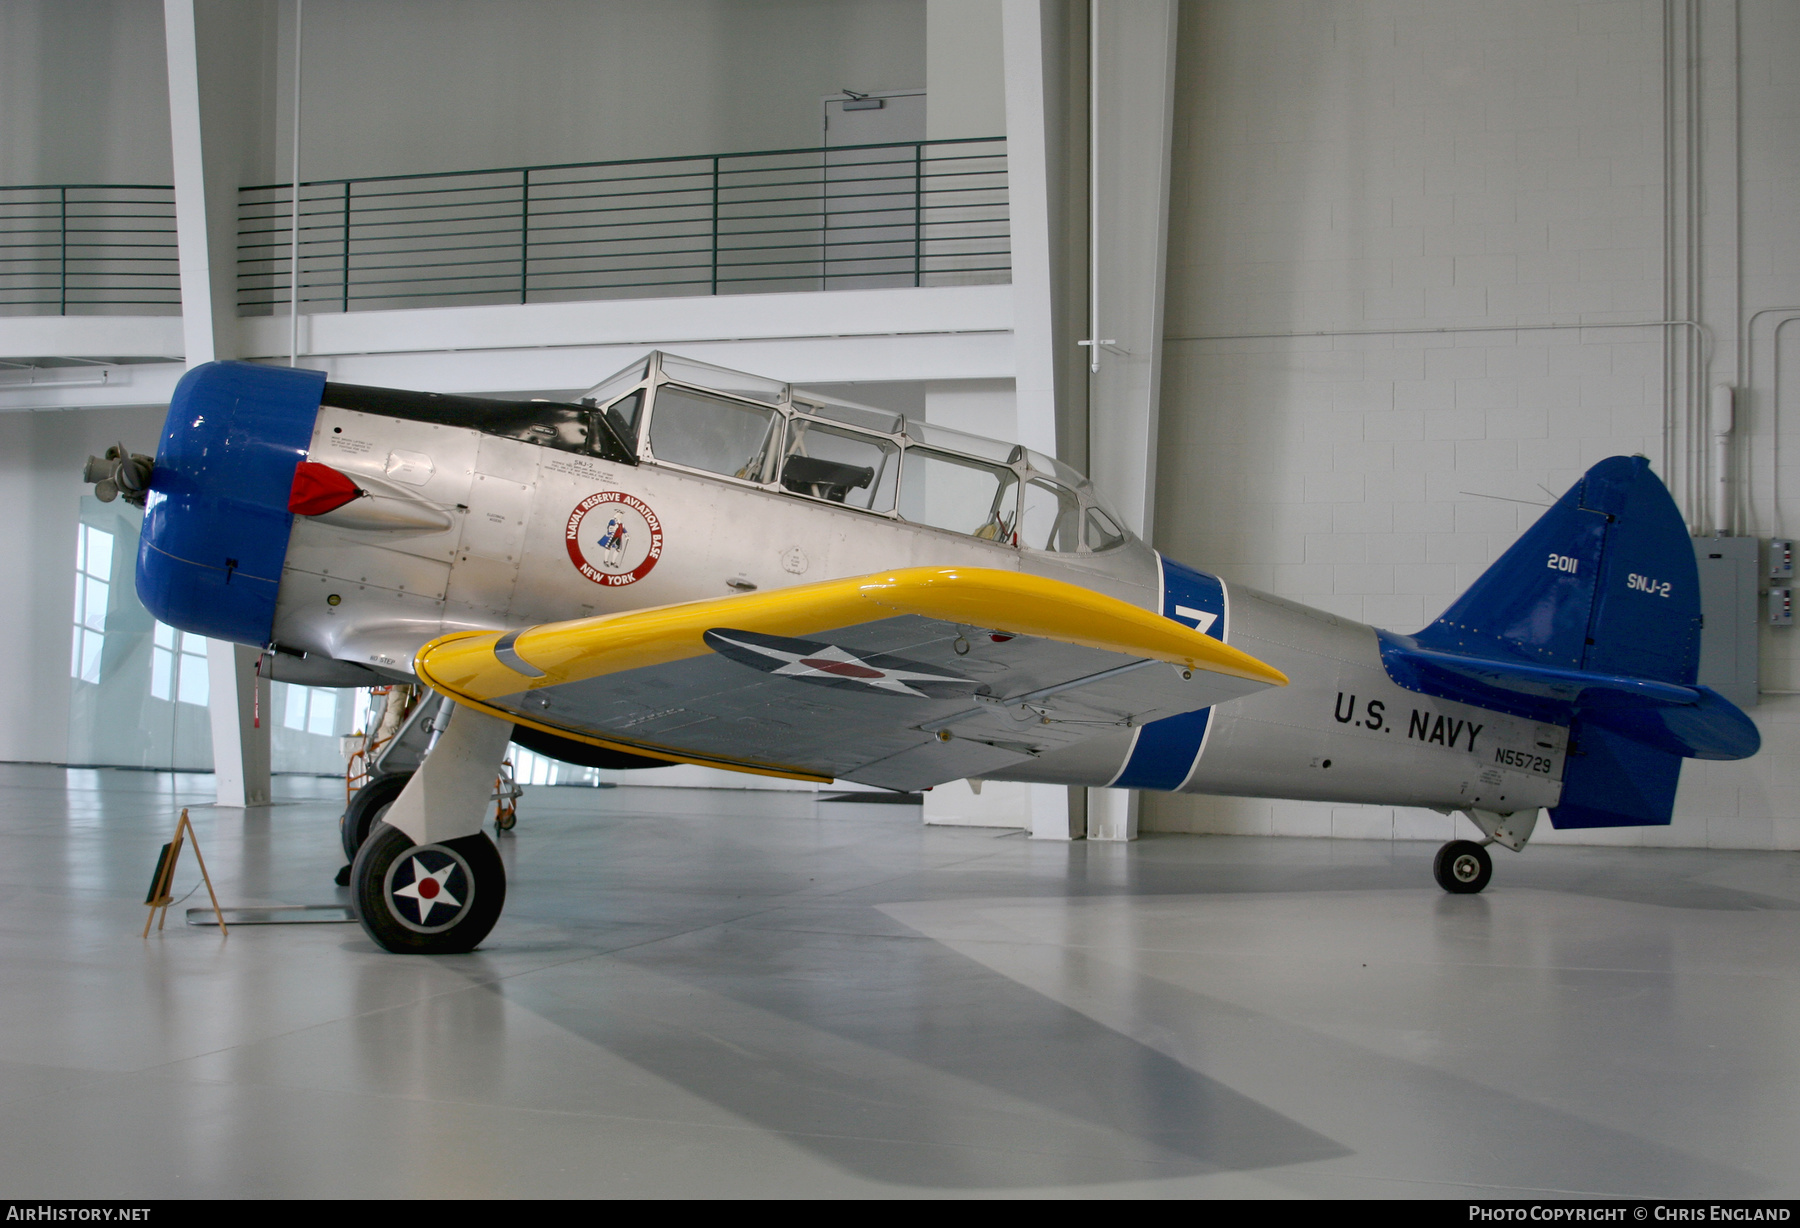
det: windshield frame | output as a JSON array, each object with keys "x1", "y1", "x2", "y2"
[{"x1": 621, "y1": 351, "x2": 1130, "y2": 550}]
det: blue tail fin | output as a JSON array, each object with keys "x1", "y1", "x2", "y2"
[
  {"x1": 1415, "y1": 455, "x2": 1701, "y2": 681},
  {"x1": 1382, "y1": 457, "x2": 1757, "y2": 829}
]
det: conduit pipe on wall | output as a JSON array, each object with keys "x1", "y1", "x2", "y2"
[
  {"x1": 1743, "y1": 308, "x2": 1800, "y2": 539},
  {"x1": 1712, "y1": 383, "x2": 1735, "y2": 536},
  {"x1": 288, "y1": 0, "x2": 303, "y2": 367}
]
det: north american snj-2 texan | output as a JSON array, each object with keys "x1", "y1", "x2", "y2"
[{"x1": 86, "y1": 352, "x2": 1761, "y2": 953}]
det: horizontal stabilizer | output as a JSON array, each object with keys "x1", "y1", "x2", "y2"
[{"x1": 1378, "y1": 633, "x2": 1760, "y2": 761}]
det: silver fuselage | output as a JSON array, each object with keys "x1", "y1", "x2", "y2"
[{"x1": 275, "y1": 403, "x2": 1565, "y2": 813}]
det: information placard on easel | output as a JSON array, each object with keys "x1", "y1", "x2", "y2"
[{"x1": 143, "y1": 808, "x2": 227, "y2": 936}]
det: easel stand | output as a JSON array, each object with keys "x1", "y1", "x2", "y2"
[{"x1": 143, "y1": 808, "x2": 227, "y2": 937}]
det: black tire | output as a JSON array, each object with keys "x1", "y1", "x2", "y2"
[
  {"x1": 1434, "y1": 839, "x2": 1492, "y2": 894},
  {"x1": 350, "y1": 821, "x2": 505, "y2": 954},
  {"x1": 341, "y1": 772, "x2": 412, "y2": 862}
]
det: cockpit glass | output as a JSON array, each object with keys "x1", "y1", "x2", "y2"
[
  {"x1": 580, "y1": 356, "x2": 651, "y2": 407},
  {"x1": 1020, "y1": 478, "x2": 1081, "y2": 551},
  {"x1": 781, "y1": 419, "x2": 899, "y2": 511},
  {"x1": 603, "y1": 389, "x2": 644, "y2": 448},
  {"x1": 898, "y1": 447, "x2": 1018, "y2": 542},
  {"x1": 648, "y1": 385, "x2": 781, "y2": 483},
  {"x1": 659, "y1": 353, "x2": 788, "y2": 405},
  {"x1": 791, "y1": 397, "x2": 903, "y2": 436},
  {"x1": 1024, "y1": 448, "x2": 1087, "y2": 489},
  {"x1": 1085, "y1": 506, "x2": 1128, "y2": 551},
  {"x1": 902, "y1": 419, "x2": 1020, "y2": 465}
]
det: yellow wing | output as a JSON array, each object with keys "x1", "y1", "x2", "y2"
[{"x1": 414, "y1": 566, "x2": 1287, "y2": 791}]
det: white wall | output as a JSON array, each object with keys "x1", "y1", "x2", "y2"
[
  {"x1": 1141, "y1": 0, "x2": 1800, "y2": 851},
  {"x1": 0, "y1": 0, "x2": 173, "y2": 186},
  {"x1": 274, "y1": 0, "x2": 925, "y2": 185},
  {"x1": 926, "y1": 0, "x2": 1005, "y2": 141}
]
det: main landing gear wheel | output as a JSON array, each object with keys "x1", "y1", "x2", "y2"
[
  {"x1": 341, "y1": 771, "x2": 413, "y2": 862},
  {"x1": 350, "y1": 821, "x2": 506, "y2": 954},
  {"x1": 1434, "y1": 839, "x2": 1492, "y2": 894}
]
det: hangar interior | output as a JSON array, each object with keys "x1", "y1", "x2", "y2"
[{"x1": 3, "y1": 0, "x2": 1800, "y2": 1200}]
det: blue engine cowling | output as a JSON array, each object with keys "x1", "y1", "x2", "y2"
[{"x1": 137, "y1": 361, "x2": 327, "y2": 647}]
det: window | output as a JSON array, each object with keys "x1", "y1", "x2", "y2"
[
  {"x1": 603, "y1": 389, "x2": 644, "y2": 449},
  {"x1": 1019, "y1": 479, "x2": 1081, "y2": 552},
  {"x1": 151, "y1": 623, "x2": 210, "y2": 705},
  {"x1": 898, "y1": 448, "x2": 1019, "y2": 541},
  {"x1": 780, "y1": 419, "x2": 899, "y2": 511},
  {"x1": 1085, "y1": 506, "x2": 1128, "y2": 551},
  {"x1": 283, "y1": 685, "x2": 340, "y2": 737},
  {"x1": 648, "y1": 385, "x2": 781, "y2": 482},
  {"x1": 71, "y1": 525, "x2": 113, "y2": 683}
]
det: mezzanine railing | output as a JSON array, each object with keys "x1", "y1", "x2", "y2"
[
  {"x1": 236, "y1": 136, "x2": 1008, "y2": 314},
  {"x1": 0, "y1": 185, "x2": 180, "y2": 315}
]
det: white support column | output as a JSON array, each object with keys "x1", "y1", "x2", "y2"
[
  {"x1": 1080, "y1": 2, "x2": 1177, "y2": 844},
  {"x1": 164, "y1": 0, "x2": 257, "y2": 368},
  {"x1": 1000, "y1": 0, "x2": 1084, "y2": 840},
  {"x1": 1087, "y1": 786, "x2": 1138, "y2": 842},
  {"x1": 167, "y1": 0, "x2": 276, "y2": 805},
  {"x1": 1084, "y1": 0, "x2": 1178, "y2": 543},
  {"x1": 1000, "y1": 0, "x2": 1061, "y2": 459},
  {"x1": 205, "y1": 642, "x2": 270, "y2": 807}
]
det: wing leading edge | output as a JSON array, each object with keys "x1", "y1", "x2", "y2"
[{"x1": 413, "y1": 566, "x2": 1288, "y2": 790}]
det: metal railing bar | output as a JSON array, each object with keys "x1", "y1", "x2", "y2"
[
  {"x1": 0, "y1": 211, "x2": 174, "y2": 223},
  {"x1": 333, "y1": 264, "x2": 716, "y2": 291},
  {"x1": 328, "y1": 276, "x2": 717, "y2": 302},
  {"x1": 19, "y1": 256, "x2": 180, "y2": 267},
  {"x1": 310, "y1": 253, "x2": 541, "y2": 277},
  {"x1": 237, "y1": 135, "x2": 1003, "y2": 192},
  {"x1": 236, "y1": 163, "x2": 995, "y2": 217},
  {"x1": 0, "y1": 183, "x2": 174, "y2": 192},
  {"x1": 213, "y1": 138, "x2": 1009, "y2": 313},
  {"x1": 236, "y1": 237, "x2": 526, "y2": 265},
  {"x1": 234, "y1": 225, "x2": 493, "y2": 251},
  {"x1": 240, "y1": 207, "x2": 530, "y2": 234},
  {"x1": 235, "y1": 175, "x2": 1000, "y2": 223}
]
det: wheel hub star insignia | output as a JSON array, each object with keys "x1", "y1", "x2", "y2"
[{"x1": 391, "y1": 855, "x2": 461, "y2": 924}]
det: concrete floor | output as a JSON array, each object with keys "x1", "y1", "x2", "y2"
[{"x1": 2, "y1": 765, "x2": 1798, "y2": 1198}]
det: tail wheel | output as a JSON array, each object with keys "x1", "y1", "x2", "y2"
[
  {"x1": 1434, "y1": 839, "x2": 1492, "y2": 894},
  {"x1": 350, "y1": 822, "x2": 505, "y2": 954},
  {"x1": 340, "y1": 771, "x2": 412, "y2": 862}
]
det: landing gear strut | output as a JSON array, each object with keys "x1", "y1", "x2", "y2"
[
  {"x1": 1432, "y1": 808, "x2": 1539, "y2": 895},
  {"x1": 348, "y1": 702, "x2": 515, "y2": 954}
]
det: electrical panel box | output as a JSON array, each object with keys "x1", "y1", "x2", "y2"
[
  {"x1": 1695, "y1": 537, "x2": 1760, "y2": 709},
  {"x1": 1770, "y1": 539, "x2": 1794, "y2": 580},
  {"x1": 1772, "y1": 588, "x2": 1793, "y2": 627}
]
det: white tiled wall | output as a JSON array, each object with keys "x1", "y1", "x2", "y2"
[{"x1": 1141, "y1": 1, "x2": 1800, "y2": 849}]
